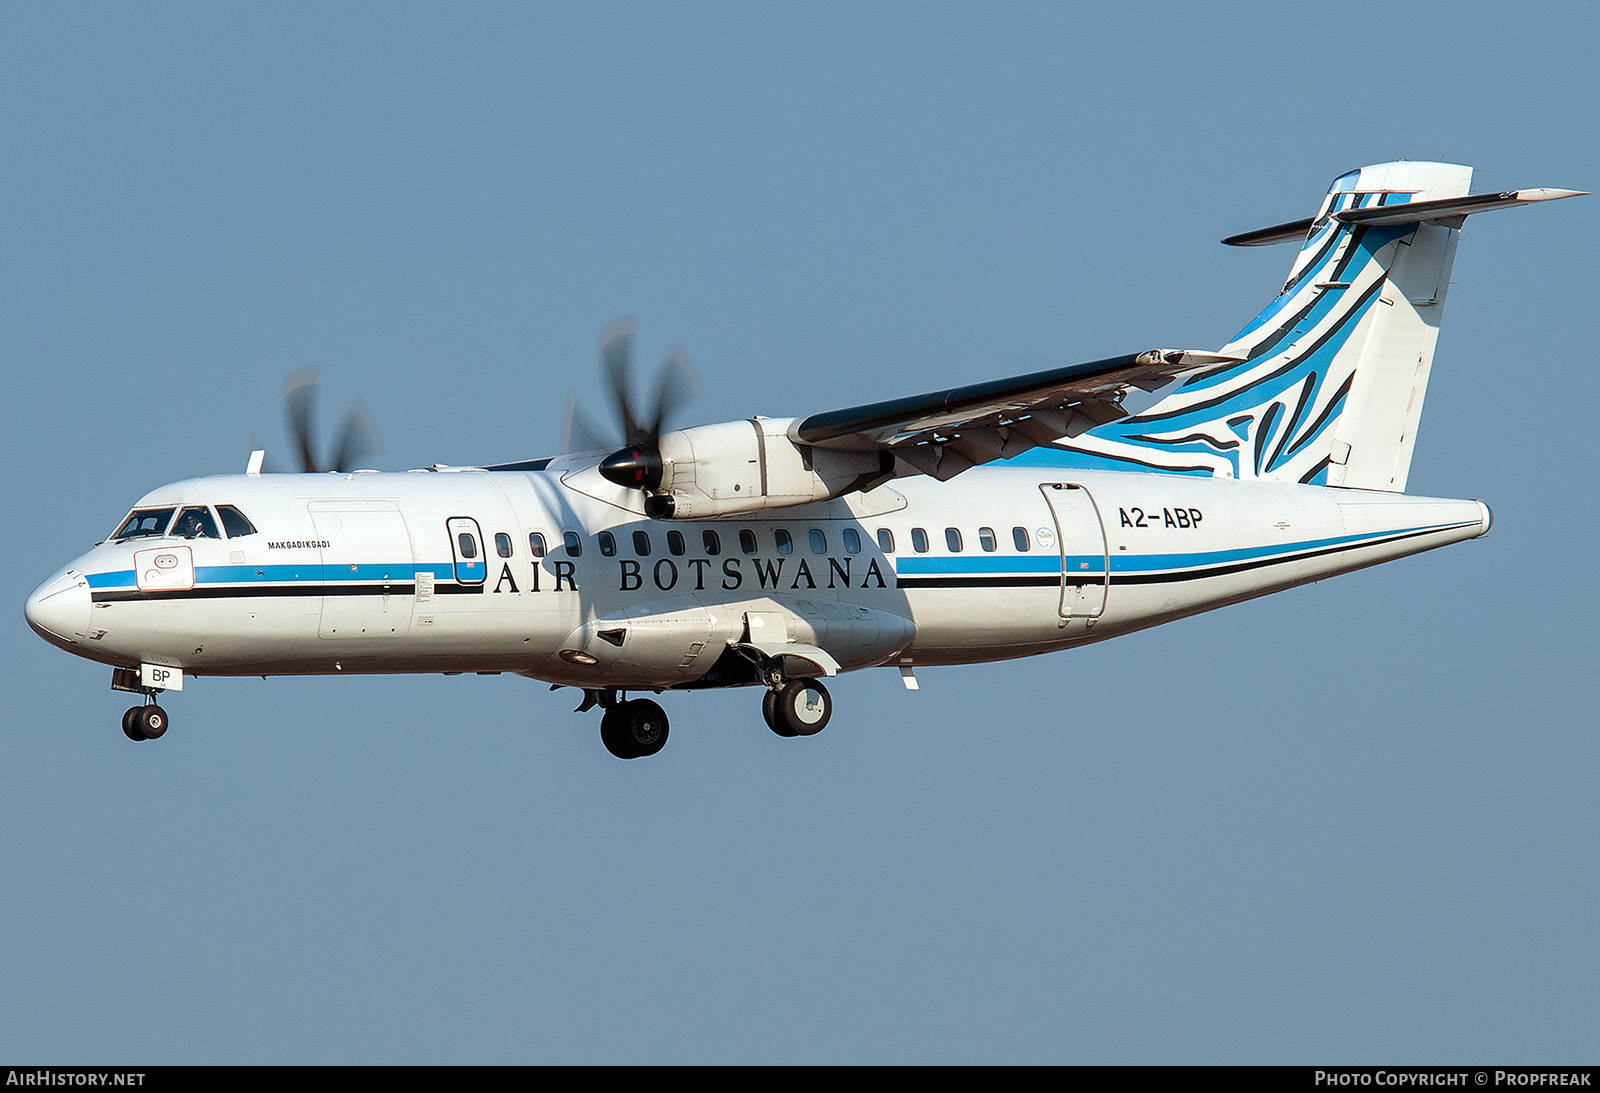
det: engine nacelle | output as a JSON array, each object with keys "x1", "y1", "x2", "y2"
[{"x1": 647, "y1": 418, "x2": 890, "y2": 519}]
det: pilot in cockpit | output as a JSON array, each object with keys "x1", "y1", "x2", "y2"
[{"x1": 178, "y1": 509, "x2": 215, "y2": 539}]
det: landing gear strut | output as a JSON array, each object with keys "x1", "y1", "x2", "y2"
[{"x1": 763, "y1": 678, "x2": 831, "y2": 738}]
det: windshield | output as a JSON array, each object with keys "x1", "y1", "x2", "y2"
[
  {"x1": 174, "y1": 506, "x2": 220, "y2": 539},
  {"x1": 111, "y1": 507, "x2": 177, "y2": 541}
]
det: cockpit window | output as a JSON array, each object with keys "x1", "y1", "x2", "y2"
[
  {"x1": 175, "y1": 506, "x2": 220, "y2": 539},
  {"x1": 215, "y1": 505, "x2": 257, "y2": 538},
  {"x1": 111, "y1": 507, "x2": 176, "y2": 541}
]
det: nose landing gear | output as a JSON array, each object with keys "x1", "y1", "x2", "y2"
[
  {"x1": 112, "y1": 667, "x2": 170, "y2": 741},
  {"x1": 121, "y1": 701, "x2": 168, "y2": 742}
]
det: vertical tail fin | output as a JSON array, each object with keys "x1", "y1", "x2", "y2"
[
  {"x1": 1216, "y1": 161, "x2": 1469, "y2": 491},
  {"x1": 1055, "y1": 162, "x2": 1579, "y2": 491}
]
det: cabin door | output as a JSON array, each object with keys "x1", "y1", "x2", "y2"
[
  {"x1": 1038, "y1": 483, "x2": 1109, "y2": 619},
  {"x1": 309, "y1": 502, "x2": 416, "y2": 639}
]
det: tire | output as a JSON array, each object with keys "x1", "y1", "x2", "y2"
[
  {"x1": 599, "y1": 700, "x2": 670, "y2": 759},
  {"x1": 122, "y1": 707, "x2": 147, "y2": 742},
  {"x1": 763, "y1": 689, "x2": 797, "y2": 737},
  {"x1": 621, "y1": 699, "x2": 669, "y2": 758},
  {"x1": 773, "y1": 678, "x2": 831, "y2": 737},
  {"x1": 137, "y1": 705, "x2": 168, "y2": 740},
  {"x1": 599, "y1": 705, "x2": 635, "y2": 759}
]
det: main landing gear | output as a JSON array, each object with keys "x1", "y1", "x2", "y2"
[
  {"x1": 575, "y1": 677, "x2": 834, "y2": 759},
  {"x1": 599, "y1": 698, "x2": 670, "y2": 760},
  {"x1": 762, "y1": 678, "x2": 832, "y2": 738}
]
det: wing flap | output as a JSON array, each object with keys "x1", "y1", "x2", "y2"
[
  {"x1": 792, "y1": 350, "x2": 1239, "y2": 460},
  {"x1": 788, "y1": 348, "x2": 1241, "y2": 482}
]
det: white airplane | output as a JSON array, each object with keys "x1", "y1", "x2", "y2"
[{"x1": 25, "y1": 161, "x2": 1581, "y2": 758}]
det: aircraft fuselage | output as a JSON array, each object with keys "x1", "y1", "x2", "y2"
[{"x1": 26, "y1": 464, "x2": 1490, "y2": 693}]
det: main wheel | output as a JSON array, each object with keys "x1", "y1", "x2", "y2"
[
  {"x1": 770, "y1": 678, "x2": 831, "y2": 737},
  {"x1": 136, "y1": 705, "x2": 168, "y2": 740},
  {"x1": 122, "y1": 706, "x2": 147, "y2": 741},
  {"x1": 600, "y1": 699, "x2": 669, "y2": 759},
  {"x1": 762, "y1": 688, "x2": 797, "y2": 737}
]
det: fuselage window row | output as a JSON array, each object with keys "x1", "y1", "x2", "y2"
[{"x1": 491, "y1": 521, "x2": 1039, "y2": 573}]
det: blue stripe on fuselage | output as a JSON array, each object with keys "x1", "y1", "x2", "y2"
[
  {"x1": 84, "y1": 561, "x2": 453, "y2": 592},
  {"x1": 893, "y1": 523, "x2": 1465, "y2": 580}
]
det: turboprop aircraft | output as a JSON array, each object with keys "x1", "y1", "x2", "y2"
[{"x1": 24, "y1": 161, "x2": 1582, "y2": 758}]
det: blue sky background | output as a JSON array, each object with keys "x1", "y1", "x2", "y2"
[{"x1": 3, "y1": 2, "x2": 1595, "y2": 1064}]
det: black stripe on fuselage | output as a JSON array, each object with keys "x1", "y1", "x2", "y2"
[
  {"x1": 894, "y1": 523, "x2": 1473, "y2": 591},
  {"x1": 895, "y1": 575, "x2": 1071, "y2": 589},
  {"x1": 86, "y1": 581, "x2": 487, "y2": 603}
]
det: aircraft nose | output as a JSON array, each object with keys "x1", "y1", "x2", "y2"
[{"x1": 24, "y1": 570, "x2": 91, "y2": 647}]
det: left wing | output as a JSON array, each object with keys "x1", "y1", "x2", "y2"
[{"x1": 789, "y1": 348, "x2": 1240, "y2": 480}]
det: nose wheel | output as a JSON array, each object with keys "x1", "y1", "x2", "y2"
[
  {"x1": 121, "y1": 703, "x2": 168, "y2": 742},
  {"x1": 763, "y1": 678, "x2": 831, "y2": 738}
]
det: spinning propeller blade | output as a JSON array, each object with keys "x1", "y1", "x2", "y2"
[
  {"x1": 564, "y1": 320, "x2": 700, "y2": 492},
  {"x1": 268, "y1": 370, "x2": 383, "y2": 473}
]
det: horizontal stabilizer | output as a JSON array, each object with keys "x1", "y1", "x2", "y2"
[
  {"x1": 1335, "y1": 188, "x2": 1585, "y2": 226},
  {"x1": 1225, "y1": 186, "x2": 1584, "y2": 245},
  {"x1": 1223, "y1": 218, "x2": 1316, "y2": 247}
]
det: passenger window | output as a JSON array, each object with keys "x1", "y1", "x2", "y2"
[
  {"x1": 216, "y1": 505, "x2": 257, "y2": 538},
  {"x1": 945, "y1": 528, "x2": 963, "y2": 553},
  {"x1": 1012, "y1": 526, "x2": 1031, "y2": 552},
  {"x1": 739, "y1": 529, "x2": 758, "y2": 555},
  {"x1": 667, "y1": 530, "x2": 686, "y2": 556},
  {"x1": 633, "y1": 530, "x2": 652, "y2": 556},
  {"x1": 911, "y1": 528, "x2": 929, "y2": 553},
  {"x1": 495, "y1": 532, "x2": 513, "y2": 558},
  {"x1": 458, "y1": 532, "x2": 479, "y2": 559},
  {"x1": 843, "y1": 527, "x2": 861, "y2": 554},
  {"x1": 528, "y1": 532, "x2": 548, "y2": 558},
  {"x1": 979, "y1": 527, "x2": 998, "y2": 552},
  {"x1": 775, "y1": 529, "x2": 793, "y2": 555},
  {"x1": 176, "y1": 506, "x2": 219, "y2": 540},
  {"x1": 876, "y1": 528, "x2": 895, "y2": 553},
  {"x1": 598, "y1": 531, "x2": 617, "y2": 557},
  {"x1": 809, "y1": 528, "x2": 827, "y2": 554},
  {"x1": 563, "y1": 530, "x2": 582, "y2": 557},
  {"x1": 702, "y1": 529, "x2": 722, "y2": 555}
]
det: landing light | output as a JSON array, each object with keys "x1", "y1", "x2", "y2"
[{"x1": 559, "y1": 649, "x2": 598, "y2": 666}]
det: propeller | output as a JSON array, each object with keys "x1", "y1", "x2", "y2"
[
  {"x1": 568, "y1": 319, "x2": 700, "y2": 495},
  {"x1": 266, "y1": 369, "x2": 383, "y2": 473}
]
